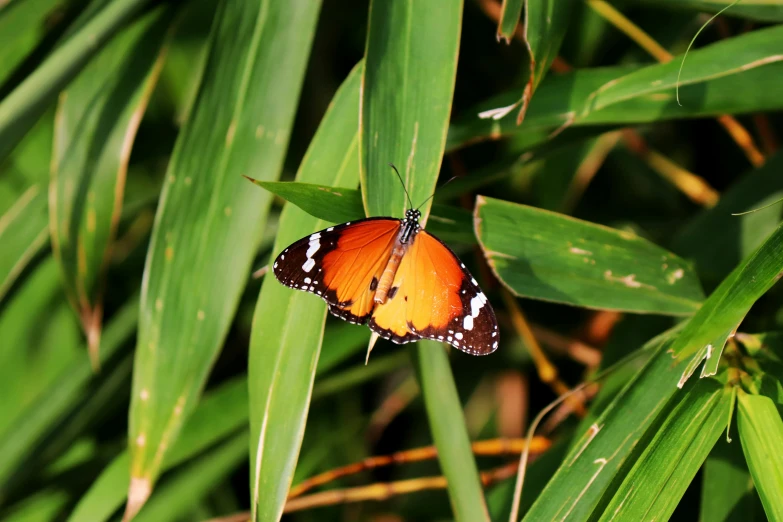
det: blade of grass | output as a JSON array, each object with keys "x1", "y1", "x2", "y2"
[
  {"x1": 701, "y1": 436, "x2": 766, "y2": 522},
  {"x1": 50, "y1": 6, "x2": 172, "y2": 368},
  {"x1": 0, "y1": 0, "x2": 154, "y2": 162},
  {"x1": 474, "y1": 196, "x2": 704, "y2": 314},
  {"x1": 598, "y1": 379, "x2": 730, "y2": 520},
  {"x1": 247, "y1": 62, "x2": 360, "y2": 522},
  {"x1": 628, "y1": 0, "x2": 783, "y2": 22},
  {"x1": 361, "y1": 2, "x2": 489, "y2": 520},
  {"x1": 125, "y1": 0, "x2": 321, "y2": 517},
  {"x1": 497, "y1": 0, "x2": 523, "y2": 42},
  {"x1": 737, "y1": 392, "x2": 783, "y2": 521}
]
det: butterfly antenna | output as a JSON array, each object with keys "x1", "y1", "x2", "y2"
[
  {"x1": 414, "y1": 175, "x2": 459, "y2": 210},
  {"x1": 389, "y1": 163, "x2": 414, "y2": 210}
]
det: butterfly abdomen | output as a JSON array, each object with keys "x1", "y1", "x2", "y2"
[{"x1": 374, "y1": 242, "x2": 407, "y2": 304}]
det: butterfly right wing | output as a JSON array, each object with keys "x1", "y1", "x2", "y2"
[{"x1": 273, "y1": 217, "x2": 401, "y2": 324}]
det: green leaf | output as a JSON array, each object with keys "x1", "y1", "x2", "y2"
[
  {"x1": 487, "y1": 0, "x2": 570, "y2": 123},
  {"x1": 599, "y1": 379, "x2": 729, "y2": 521},
  {"x1": 627, "y1": 0, "x2": 783, "y2": 22},
  {"x1": 701, "y1": 436, "x2": 766, "y2": 522},
  {"x1": 126, "y1": 0, "x2": 320, "y2": 515},
  {"x1": 361, "y1": 2, "x2": 489, "y2": 520},
  {"x1": 70, "y1": 377, "x2": 248, "y2": 522},
  {"x1": 412, "y1": 344, "x2": 491, "y2": 521},
  {"x1": 522, "y1": 212, "x2": 783, "y2": 520},
  {"x1": 135, "y1": 432, "x2": 249, "y2": 522},
  {"x1": 0, "y1": 295, "x2": 137, "y2": 491},
  {"x1": 0, "y1": 0, "x2": 72, "y2": 88},
  {"x1": 474, "y1": 196, "x2": 704, "y2": 314},
  {"x1": 0, "y1": 183, "x2": 48, "y2": 302},
  {"x1": 448, "y1": 26, "x2": 783, "y2": 151},
  {"x1": 0, "y1": 0, "x2": 154, "y2": 163},
  {"x1": 50, "y1": 7, "x2": 172, "y2": 367},
  {"x1": 497, "y1": 0, "x2": 523, "y2": 42},
  {"x1": 737, "y1": 392, "x2": 783, "y2": 521},
  {"x1": 361, "y1": 0, "x2": 462, "y2": 222},
  {"x1": 248, "y1": 62, "x2": 359, "y2": 522},
  {"x1": 250, "y1": 180, "x2": 475, "y2": 244},
  {"x1": 674, "y1": 152, "x2": 783, "y2": 287}
]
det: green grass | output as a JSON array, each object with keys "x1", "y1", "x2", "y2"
[{"x1": 1, "y1": 0, "x2": 783, "y2": 521}]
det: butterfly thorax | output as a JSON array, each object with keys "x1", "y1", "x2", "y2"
[{"x1": 374, "y1": 209, "x2": 421, "y2": 304}]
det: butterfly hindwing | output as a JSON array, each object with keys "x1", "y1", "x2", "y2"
[
  {"x1": 369, "y1": 230, "x2": 498, "y2": 355},
  {"x1": 273, "y1": 218, "x2": 401, "y2": 324}
]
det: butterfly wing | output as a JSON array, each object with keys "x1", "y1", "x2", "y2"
[
  {"x1": 369, "y1": 230, "x2": 498, "y2": 355},
  {"x1": 273, "y1": 218, "x2": 401, "y2": 323}
]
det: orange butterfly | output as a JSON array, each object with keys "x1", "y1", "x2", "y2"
[{"x1": 273, "y1": 167, "x2": 498, "y2": 355}]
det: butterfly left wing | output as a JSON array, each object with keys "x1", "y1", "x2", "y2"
[
  {"x1": 273, "y1": 218, "x2": 401, "y2": 324},
  {"x1": 369, "y1": 230, "x2": 498, "y2": 355}
]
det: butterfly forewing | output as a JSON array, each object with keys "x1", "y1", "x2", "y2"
[
  {"x1": 273, "y1": 218, "x2": 401, "y2": 323},
  {"x1": 369, "y1": 230, "x2": 498, "y2": 355}
]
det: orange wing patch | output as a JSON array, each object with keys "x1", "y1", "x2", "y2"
[
  {"x1": 273, "y1": 218, "x2": 400, "y2": 324},
  {"x1": 369, "y1": 231, "x2": 498, "y2": 355}
]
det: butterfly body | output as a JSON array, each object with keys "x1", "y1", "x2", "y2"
[{"x1": 273, "y1": 208, "x2": 498, "y2": 355}]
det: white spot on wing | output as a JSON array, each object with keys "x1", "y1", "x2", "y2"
[
  {"x1": 464, "y1": 315, "x2": 474, "y2": 331},
  {"x1": 304, "y1": 277, "x2": 311, "y2": 284},
  {"x1": 455, "y1": 332, "x2": 463, "y2": 340}
]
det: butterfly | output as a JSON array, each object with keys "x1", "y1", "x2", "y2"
[{"x1": 272, "y1": 166, "x2": 498, "y2": 355}]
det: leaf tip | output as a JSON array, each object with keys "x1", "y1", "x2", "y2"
[{"x1": 123, "y1": 476, "x2": 152, "y2": 522}]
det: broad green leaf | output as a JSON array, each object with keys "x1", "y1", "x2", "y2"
[
  {"x1": 50, "y1": 7, "x2": 172, "y2": 368},
  {"x1": 599, "y1": 379, "x2": 729, "y2": 521},
  {"x1": 0, "y1": 184, "x2": 47, "y2": 302},
  {"x1": 522, "y1": 214, "x2": 783, "y2": 521},
  {"x1": 474, "y1": 196, "x2": 704, "y2": 314},
  {"x1": 701, "y1": 436, "x2": 765, "y2": 522},
  {"x1": 361, "y1": 0, "x2": 462, "y2": 222},
  {"x1": 627, "y1": 0, "x2": 783, "y2": 21},
  {"x1": 1, "y1": 490, "x2": 70, "y2": 522},
  {"x1": 674, "y1": 152, "x2": 783, "y2": 287},
  {"x1": 412, "y1": 344, "x2": 491, "y2": 522},
  {"x1": 497, "y1": 0, "x2": 523, "y2": 42},
  {"x1": 0, "y1": 0, "x2": 73, "y2": 87},
  {"x1": 0, "y1": 295, "x2": 136, "y2": 491},
  {"x1": 70, "y1": 377, "x2": 248, "y2": 522},
  {"x1": 486, "y1": 0, "x2": 571, "y2": 124},
  {"x1": 0, "y1": 0, "x2": 154, "y2": 162},
  {"x1": 126, "y1": 0, "x2": 320, "y2": 516},
  {"x1": 134, "y1": 432, "x2": 249, "y2": 522},
  {"x1": 250, "y1": 180, "x2": 474, "y2": 244},
  {"x1": 448, "y1": 26, "x2": 783, "y2": 151},
  {"x1": 361, "y1": 1, "x2": 489, "y2": 519},
  {"x1": 248, "y1": 62, "x2": 359, "y2": 522},
  {"x1": 737, "y1": 392, "x2": 783, "y2": 521}
]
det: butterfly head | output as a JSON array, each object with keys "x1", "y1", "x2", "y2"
[{"x1": 404, "y1": 208, "x2": 421, "y2": 223}]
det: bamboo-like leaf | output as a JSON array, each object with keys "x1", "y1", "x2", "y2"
[
  {"x1": 701, "y1": 437, "x2": 766, "y2": 522},
  {"x1": 488, "y1": 0, "x2": 571, "y2": 124},
  {"x1": 0, "y1": 0, "x2": 154, "y2": 162},
  {"x1": 627, "y1": 0, "x2": 783, "y2": 21},
  {"x1": 248, "y1": 63, "x2": 359, "y2": 522},
  {"x1": 360, "y1": 0, "x2": 462, "y2": 222},
  {"x1": 474, "y1": 196, "x2": 704, "y2": 314},
  {"x1": 361, "y1": 1, "x2": 489, "y2": 520},
  {"x1": 50, "y1": 7, "x2": 172, "y2": 368},
  {"x1": 521, "y1": 217, "x2": 783, "y2": 520},
  {"x1": 737, "y1": 392, "x2": 783, "y2": 521},
  {"x1": 598, "y1": 379, "x2": 730, "y2": 521},
  {"x1": 448, "y1": 26, "x2": 783, "y2": 151},
  {"x1": 0, "y1": 183, "x2": 48, "y2": 301},
  {"x1": 125, "y1": 0, "x2": 321, "y2": 517},
  {"x1": 497, "y1": 0, "x2": 523, "y2": 42},
  {"x1": 249, "y1": 180, "x2": 474, "y2": 244},
  {"x1": 0, "y1": 0, "x2": 71, "y2": 87},
  {"x1": 70, "y1": 377, "x2": 248, "y2": 522},
  {"x1": 134, "y1": 432, "x2": 249, "y2": 522}
]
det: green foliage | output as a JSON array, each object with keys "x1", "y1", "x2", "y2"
[{"x1": 2, "y1": 0, "x2": 783, "y2": 521}]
